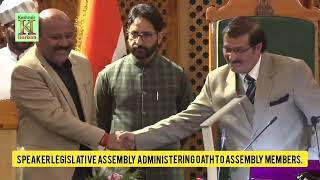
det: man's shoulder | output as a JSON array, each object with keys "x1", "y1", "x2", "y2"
[
  {"x1": 16, "y1": 46, "x2": 39, "y2": 67},
  {"x1": 98, "y1": 55, "x2": 128, "y2": 76},
  {"x1": 264, "y1": 52, "x2": 302, "y2": 62},
  {"x1": 69, "y1": 50, "x2": 90, "y2": 65},
  {"x1": 0, "y1": 46, "x2": 7, "y2": 53},
  {"x1": 263, "y1": 52, "x2": 306, "y2": 67},
  {"x1": 208, "y1": 64, "x2": 230, "y2": 77},
  {"x1": 0, "y1": 46, "x2": 11, "y2": 62},
  {"x1": 202, "y1": 64, "x2": 232, "y2": 87},
  {"x1": 157, "y1": 55, "x2": 184, "y2": 72},
  {"x1": 69, "y1": 50, "x2": 88, "y2": 60}
]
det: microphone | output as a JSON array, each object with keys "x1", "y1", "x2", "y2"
[
  {"x1": 297, "y1": 172, "x2": 320, "y2": 180},
  {"x1": 220, "y1": 128, "x2": 226, "y2": 150},
  {"x1": 296, "y1": 117, "x2": 320, "y2": 180},
  {"x1": 311, "y1": 116, "x2": 320, "y2": 126},
  {"x1": 200, "y1": 96, "x2": 252, "y2": 180},
  {"x1": 243, "y1": 116, "x2": 278, "y2": 151},
  {"x1": 311, "y1": 116, "x2": 320, "y2": 163},
  {"x1": 217, "y1": 129, "x2": 226, "y2": 180}
]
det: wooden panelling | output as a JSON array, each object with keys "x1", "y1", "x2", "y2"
[
  {"x1": 37, "y1": 0, "x2": 79, "y2": 23},
  {"x1": 0, "y1": 100, "x2": 18, "y2": 180},
  {"x1": 178, "y1": 1, "x2": 215, "y2": 179},
  {"x1": 1, "y1": 1, "x2": 319, "y2": 180}
]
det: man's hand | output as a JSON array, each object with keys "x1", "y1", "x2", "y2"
[
  {"x1": 106, "y1": 132, "x2": 125, "y2": 150},
  {"x1": 103, "y1": 131, "x2": 136, "y2": 150},
  {"x1": 118, "y1": 131, "x2": 136, "y2": 150}
]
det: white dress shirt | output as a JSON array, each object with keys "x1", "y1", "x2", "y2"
[
  {"x1": 238, "y1": 55, "x2": 262, "y2": 91},
  {"x1": 0, "y1": 45, "x2": 28, "y2": 100}
]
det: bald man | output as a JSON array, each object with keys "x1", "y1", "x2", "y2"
[{"x1": 11, "y1": 9, "x2": 122, "y2": 180}]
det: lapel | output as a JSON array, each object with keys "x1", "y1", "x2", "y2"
[
  {"x1": 225, "y1": 69, "x2": 238, "y2": 101},
  {"x1": 69, "y1": 50, "x2": 89, "y2": 121},
  {"x1": 225, "y1": 69, "x2": 252, "y2": 130},
  {"x1": 254, "y1": 53, "x2": 275, "y2": 114},
  {"x1": 252, "y1": 52, "x2": 276, "y2": 136},
  {"x1": 35, "y1": 47, "x2": 79, "y2": 117}
]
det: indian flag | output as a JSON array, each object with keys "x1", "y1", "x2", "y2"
[{"x1": 81, "y1": 0, "x2": 127, "y2": 80}]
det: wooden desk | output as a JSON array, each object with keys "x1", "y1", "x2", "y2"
[{"x1": 0, "y1": 100, "x2": 18, "y2": 180}]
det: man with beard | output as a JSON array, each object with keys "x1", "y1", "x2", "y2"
[
  {"x1": 11, "y1": 9, "x2": 124, "y2": 180},
  {"x1": 95, "y1": 3, "x2": 193, "y2": 180},
  {"x1": 0, "y1": 0, "x2": 38, "y2": 99}
]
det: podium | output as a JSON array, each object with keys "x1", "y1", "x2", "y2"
[
  {"x1": 201, "y1": 96, "x2": 251, "y2": 180},
  {"x1": 0, "y1": 100, "x2": 19, "y2": 180}
]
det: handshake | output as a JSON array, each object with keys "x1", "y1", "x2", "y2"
[{"x1": 105, "y1": 131, "x2": 136, "y2": 150}]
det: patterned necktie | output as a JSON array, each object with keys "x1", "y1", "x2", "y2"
[{"x1": 245, "y1": 74, "x2": 256, "y2": 104}]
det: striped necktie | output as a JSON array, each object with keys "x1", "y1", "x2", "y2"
[{"x1": 245, "y1": 74, "x2": 256, "y2": 104}]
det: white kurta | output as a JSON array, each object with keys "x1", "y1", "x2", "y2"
[{"x1": 0, "y1": 46, "x2": 27, "y2": 100}]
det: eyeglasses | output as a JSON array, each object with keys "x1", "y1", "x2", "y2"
[
  {"x1": 127, "y1": 31, "x2": 156, "y2": 42},
  {"x1": 223, "y1": 46, "x2": 253, "y2": 55}
]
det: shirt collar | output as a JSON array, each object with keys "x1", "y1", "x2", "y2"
[
  {"x1": 239, "y1": 54, "x2": 262, "y2": 82},
  {"x1": 129, "y1": 52, "x2": 158, "y2": 68},
  {"x1": 247, "y1": 54, "x2": 261, "y2": 80},
  {"x1": 47, "y1": 59, "x2": 72, "y2": 72},
  {"x1": 6, "y1": 45, "x2": 30, "y2": 61}
]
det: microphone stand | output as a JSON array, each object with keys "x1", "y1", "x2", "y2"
[
  {"x1": 217, "y1": 128, "x2": 226, "y2": 180},
  {"x1": 311, "y1": 116, "x2": 320, "y2": 164},
  {"x1": 296, "y1": 116, "x2": 320, "y2": 180},
  {"x1": 243, "y1": 116, "x2": 278, "y2": 151}
]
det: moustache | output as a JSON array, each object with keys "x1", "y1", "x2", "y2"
[
  {"x1": 53, "y1": 46, "x2": 71, "y2": 51},
  {"x1": 132, "y1": 46, "x2": 148, "y2": 51},
  {"x1": 229, "y1": 60, "x2": 241, "y2": 64}
]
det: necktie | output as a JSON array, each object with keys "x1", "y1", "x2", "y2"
[{"x1": 245, "y1": 74, "x2": 256, "y2": 104}]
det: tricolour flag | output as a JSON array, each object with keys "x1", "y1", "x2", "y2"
[{"x1": 81, "y1": 0, "x2": 127, "y2": 81}]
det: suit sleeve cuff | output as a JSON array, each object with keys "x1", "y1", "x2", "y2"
[{"x1": 100, "y1": 133, "x2": 109, "y2": 147}]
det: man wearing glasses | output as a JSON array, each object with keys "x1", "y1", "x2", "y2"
[
  {"x1": 94, "y1": 3, "x2": 193, "y2": 180},
  {"x1": 120, "y1": 16, "x2": 320, "y2": 179}
]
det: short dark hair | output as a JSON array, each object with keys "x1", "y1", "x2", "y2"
[
  {"x1": 223, "y1": 16, "x2": 267, "y2": 52},
  {"x1": 127, "y1": 3, "x2": 165, "y2": 32}
]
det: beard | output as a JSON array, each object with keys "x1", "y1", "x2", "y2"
[
  {"x1": 7, "y1": 35, "x2": 33, "y2": 51},
  {"x1": 130, "y1": 43, "x2": 158, "y2": 60}
]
